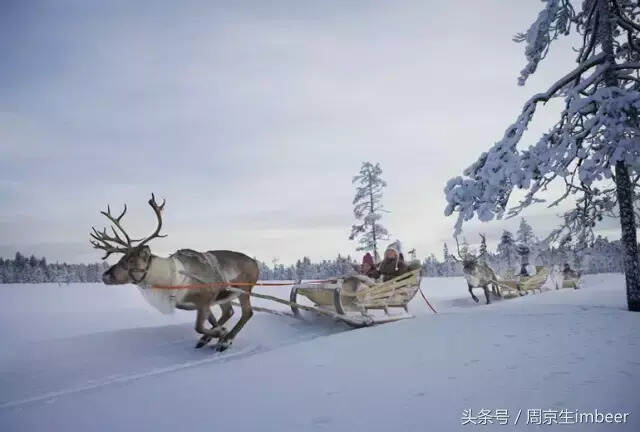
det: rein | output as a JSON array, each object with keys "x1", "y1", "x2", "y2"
[{"x1": 150, "y1": 280, "x2": 332, "y2": 290}]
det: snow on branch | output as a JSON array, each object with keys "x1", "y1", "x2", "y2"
[
  {"x1": 446, "y1": 83, "x2": 640, "y2": 234},
  {"x1": 444, "y1": 1, "x2": 640, "y2": 239},
  {"x1": 514, "y1": 0, "x2": 573, "y2": 85}
]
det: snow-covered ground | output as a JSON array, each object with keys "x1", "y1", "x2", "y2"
[{"x1": 1, "y1": 274, "x2": 638, "y2": 431}]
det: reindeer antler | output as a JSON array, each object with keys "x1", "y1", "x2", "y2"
[
  {"x1": 453, "y1": 235, "x2": 476, "y2": 263},
  {"x1": 90, "y1": 193, "x2": 167, "y2": 259},
  {"x1": 90, "y1": 204, "x2": 136, "y2": 259},
  {"x1": 451, "y1": 235, "x2": 463, "y2": 262},
  {"x1": 137, "y1": 193, "x2": 167, "y2": 247}
]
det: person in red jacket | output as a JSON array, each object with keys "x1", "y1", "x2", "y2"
[{"x1": 360, "y1": 252, "x2": 380, "y2": 279}]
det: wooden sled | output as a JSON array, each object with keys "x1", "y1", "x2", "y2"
[
  {"x1": 289, "y1": 268, "x2": 423, "y2": 327},
  {"x1": 497, "y1": 266, "x2": 550, "y2": 297},
  {"x1": 561, "y1": 276, "x2": 581, "y2": 289},
  {"x1": 554, "y1": 272, "x2": 581, "y2": 289}
]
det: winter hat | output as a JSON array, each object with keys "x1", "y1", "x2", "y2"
[
  {"x1": 362, "y1": 252, "x2": 374, "y2": 267},
  {"x1": 386, "y1": 240, "x2": 402, "y2": 255},
  {"x1": 385, "y1": 240, "x2": 403, "y2": 270}
]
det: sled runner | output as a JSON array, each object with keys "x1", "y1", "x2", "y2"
[
  {"x1": 289, "y1": 268, "x2": 423, "y2": 326},
  {"x1": 497, "y1": 266, "x2": 550, "y2": 296}
]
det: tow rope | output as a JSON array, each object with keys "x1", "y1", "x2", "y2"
[
  {"x1": 418, "y1": 286, "x2": 438, "y2": 314},
  {"x1": 151, "y1": 280, "x2": 331, "y2": 290},
  {"x1": 152, "y1": 278, "x2": 439, "y2": 314}
]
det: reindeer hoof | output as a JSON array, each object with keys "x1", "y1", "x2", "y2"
[
  {"x1": 472, "y1": 297, "x2": 479, "y2": 303},
  {"x1": 196, "y1": 335, "x2": 213, "y2": 349},
  {"x1": 214, "y1": 340, "x2": 232, "y2": 352}
]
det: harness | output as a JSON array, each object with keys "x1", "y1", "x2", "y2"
[{"x1": 129, "y1": 253, "x2": 153, "y2": 284}]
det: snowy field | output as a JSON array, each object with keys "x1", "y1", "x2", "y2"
[{"x1": 1, "y1": 275, "x2": 639, "y2": 431}]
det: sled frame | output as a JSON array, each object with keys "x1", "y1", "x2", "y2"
[
  {"x1": 288, "y1": 269, "x2": 422, "y2": 327},
  {"x1": 496, "y1": 266, "x2": 550, "y2": 297}
]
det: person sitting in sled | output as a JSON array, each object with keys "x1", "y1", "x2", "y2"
[
  {"x1": 563, "y1": 262, "x2": 579, "y2": 279},
  {"x1": 377, "y1": 241, "x2": 408, "y2": 282},
  {"x1": 360, "y1": 252, "x2": 380, "y2": 279}
]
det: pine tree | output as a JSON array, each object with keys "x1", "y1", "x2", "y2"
[
  {"x1": 497, "y1": 230, "x2": 517, "y2": 273},
  {"x1": 349, "y1": 162, "x2": 389, "y2": 262},
  {"x1": 517, "y1": 218, "x2": 535, "y2": 246},
  {"x1": 479, "y1": 234, "x2": 488, "y2": 264},
  {"x1": 444, "y1": 0, "x2": 640, "y2": 311},
  {"x1": 460, "y1": 237, "x2": 470, "y2": 257}
]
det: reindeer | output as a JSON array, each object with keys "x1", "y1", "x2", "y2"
[
  {"x1": 90, "y1": 194, "x2": 259, "y2": 351},
  {"x1": 452, "y1": 235, "x2": 506, "y2": 304}
]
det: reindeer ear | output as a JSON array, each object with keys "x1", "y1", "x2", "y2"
[{"x1": 140, "y1": 245, "x2": 151, "y2": 258}]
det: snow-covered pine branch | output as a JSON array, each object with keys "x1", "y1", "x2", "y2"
[
  {"x1": 514, "y1": 0, "x2": 574, "y2": 85},
  {"x1": 443, "y1": 0, "x2": 640, "y2": 311}
]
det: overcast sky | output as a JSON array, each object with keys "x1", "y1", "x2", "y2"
[{"x1": 0, "y1": 0, "x2": 623, "y2": 265}]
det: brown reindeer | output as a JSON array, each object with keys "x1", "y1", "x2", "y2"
[
  {"x1": 90, "y1": 194, "x2": 259, "y2": 351},
  {"x1": 452, "y1": 235, "x2": 506, "y2": 304}
]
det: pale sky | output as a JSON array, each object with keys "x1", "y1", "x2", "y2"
[{"x1": 0, "y1": 0, "x2": 623, "y2": 265}]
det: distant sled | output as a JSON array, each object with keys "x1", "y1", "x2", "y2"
[
  {"x1": 497, "y1": 266, "x2": 550, "y2": 297},
  {"x1": 560, "y1": 274, "x2": 581, "y2": 289},
  {"x1": 549, "y1": 265, "x2": 582, "y2": 290}
]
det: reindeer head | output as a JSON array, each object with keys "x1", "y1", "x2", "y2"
[
  {"x1": 462, "y1": 255, "x2": 478, "y2": 273},
  {"x1": 90, "y1": 194, "x2": 167, "y2": 285},
  {"x1": 452, "y1": 235, "x2": 478, "y2": 274}
]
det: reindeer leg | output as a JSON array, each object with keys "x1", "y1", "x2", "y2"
[
  {"x1": 468, "y1": 284, "x2": 479, "y2": 303},
  {"x1": 207, "y1": 307, "x2": 219, "y2": 325},
  {"x1": 194, "y1": 305, "x2": 226, "y2": 349},
  {"x1": 207, "y1": 291, "x2": 236, "y2": 335},
  {"x1": 208, "y1": 305, "x2": 234, "y2": 337},
  {"x1": 177, "y1": 304, "x2": 221, "y2": 335},
  {"x1": 490, "y1": 282, "x2": 499, "y2": 298},
  {"x1": 217, "y1": 302, "x2": 234, "y2": 327},
  {"x1": 215, "y1": 292, "x2": 253, "y2": 352},
  {"x1": 483, "y1": 285, "x2": 491, "y2": 304}
]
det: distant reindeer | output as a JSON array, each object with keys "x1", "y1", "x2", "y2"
[
  {"x1": 452, "y1": 235, "x2": 506, "y2": 304},
  {"x1": 90, "y1": 194, "x2": 259, "y2": 351}
]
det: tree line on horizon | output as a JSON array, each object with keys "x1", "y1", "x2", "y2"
[
  {"x1": 0, "y1": 220, "x2": 628, "y2": 283},
  {"x1": 0, "y1": 252, "x2": 109, "y2": 284}
]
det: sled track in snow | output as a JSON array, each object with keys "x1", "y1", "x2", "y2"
[
  {"x1": 0, "y1": 317, "x2": 348, "y2": 412},
  {"x1": 0, "y1": 343, "x2": 266, "y2": 411}
]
